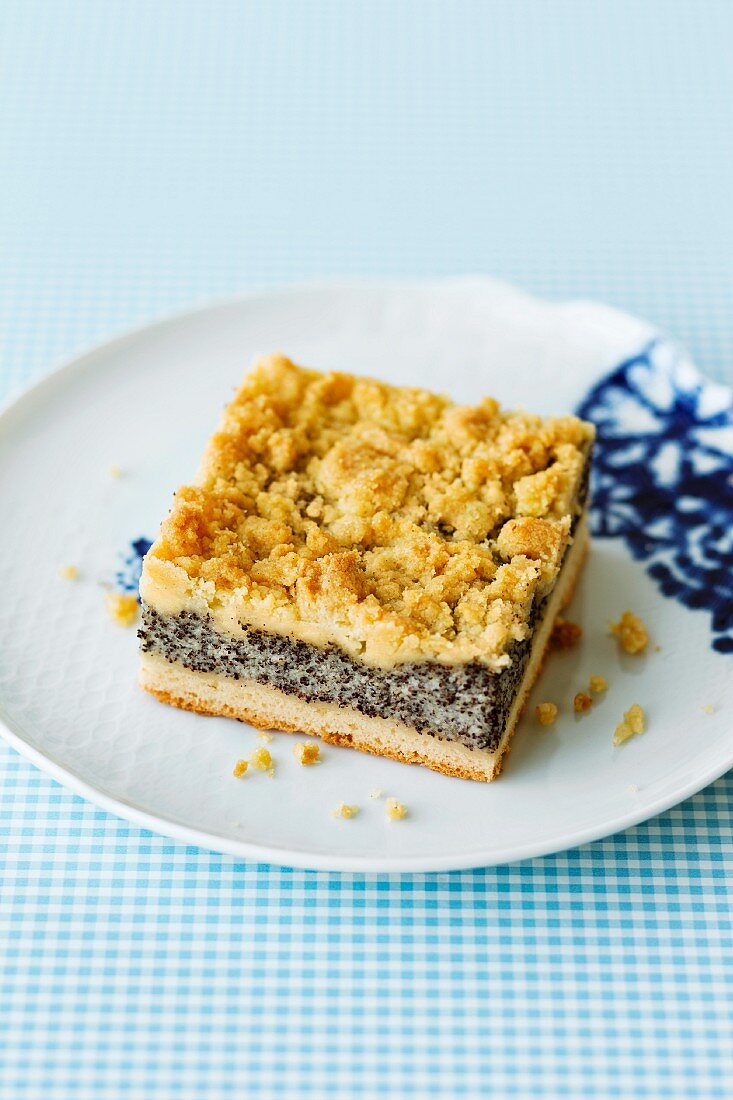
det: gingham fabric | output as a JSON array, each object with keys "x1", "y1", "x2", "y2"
[{"x1": 1, "y1": 3, "x2": 731, "y2": 1097}]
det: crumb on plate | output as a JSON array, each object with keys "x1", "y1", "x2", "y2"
[
  {"x1": 535, "y1": 702, "x2": 558, "y2": 727},
  {"x1": 613, "y1": 703, "x2": 646, "y2": 746},
  {"x1": 332, "y1": 802, "x2": 359, "y2": 820},
  {"x1": 109, "y1": 465, "x2": 124, "y2": 479},
  {"x1": 589, "y1": 675, "x2": 608, "y2": 693},
  {"x1": 701, "y1": 704, "x2": 715, "y2": 715},
  {"x1": 628, "y1": 784, "x2": 639, "y2": 794},
  {"x1": 550, "y1": 619, "x2": 583, "y2": 650},
  {"x1": 610, "y1": 610, "x2": 649, "y2": 655},
  {"x1": 105, "y1": 592, "x2": 139, "y2": 627},
  {"x1": 232, "y1": 759, "x2": 248, "y2": 778},
  {"x1": 250, "y1": 746, "x2": 275, "y2": 776},
  {"x1": 257, "y1": 731, "x2": 273, "y2": 743},
  {"x1": 58, "y1": 564, "x2": 79, "y2": 581},
  {"x1": 385, "y1": 797, "x2": 408, "y2": 821},
  {"x1": 369, "y1": 788, "x2": 383, "y2": 799},
  {"x1": 293, "y1": 741, "x2": 320, "y2": 765},
  {"x1": 574, "y1": 692, "x2": 593, "y2": 714}
]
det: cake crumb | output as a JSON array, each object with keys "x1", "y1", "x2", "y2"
[
  {"x1": 385, "y1": 797, "x2": 408, "y2": 821},
  {"x1": 109, "y1": 465, "x2": 124, "y2": 479},
  {"x1": 369, "y1": 788, "x2": 384, "y2": 799},
  {"x1": 332, "y1": 802, "x2": 359, "y2": 820},
  {"x1": 610, "y1": 611, "x2": 649, "y2": 655},
  {"x1": 250, "y1": 746, "x2": 275, "y2": 776},
  {"x1": 654, "y1": 645, "x2": 662, "y2": 653},
  {"x1": 257, "y1": 731, "x2": 273, "y2": 743},
  {"x1": 58, "y1": 564, "x2": 79, "y2": 581},
  {"x1": 293, "y1": 742, "x2": 320, "y2": 765},
  {"x1": 589, "y1": 675, "x2": 608, "y2": 694},
  {"x1": 574, "y1": 692, "x2": 593, "y2": 714},
  {"x1": 535, "y1": 702, "x2": 558, "y2": 727},
  {"x1": 550, "y1": 619, "x2": 583, "y2": 650},
  {"x1": 232, "y1": 759, "x2": 248, "y2": 778},
  {"x1": 105, "y1": 592, "x2": 139, "y2": 627},
  {"x1": 613, "y1": 703, "x2": 646, "y2": 746},
  {"x1": 701, "y1": 704, "x2": 715, "y2": 715},
  {"x1": 628, "y1": 784, "x2": 639, "y2": 794}
]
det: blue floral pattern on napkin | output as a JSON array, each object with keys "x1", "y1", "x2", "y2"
[
  {"x1": 577, "y1": 340, "x2": 733, "y2": 653},
  {"x1": 115, "y1": 537, "x2": 153, "y2": 600}
]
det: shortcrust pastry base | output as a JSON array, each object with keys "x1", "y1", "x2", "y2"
[{"x1": 140, "y1": 520, "x2": 588, "y2": 782}]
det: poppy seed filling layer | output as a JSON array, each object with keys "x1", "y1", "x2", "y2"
[{"x1": 138, "y1": 602, "x2": 543, "y2": 752}]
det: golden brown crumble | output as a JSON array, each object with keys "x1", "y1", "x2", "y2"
[
  {"x1": 589, "y1": 675, "x2": 608, "y2": 694},
  {"x1": 535, "y1": 702, "x2": 558, "y2": 726},
  {"x1": 332, "y1": 802, "x2": 359, "y2": 820},
  {"x1": 574, "y1": 692, "x2": 593, "y2": 714},
  {"x1": 610, "y1": 611, "x2": 649, "y2": 655},
  {"x1": 613, "y1": 704, "x2": 645, "y2": 746},
  {"x1": 58, "y1": 564, "x2": 79, "y2": 581},
  {"x1": 250, "y1": 746, "x2": 275, "y2": 775},
  {"x1": 385, "y1": 798, "x2": 408, "y2": 821},
  {"x1": 293, "y1": 742, "x2": 320, "y2": 765},
  {"x1": 550, "y1": 619, "x2": 583, "y2": 651},
  {"x1": 106, "y1": 592, "x2": 139, "y2": 627},
  {"x1": 141, "y1": 356, "x2": 594, "y2": 670},
  {"x1": 232, "y1": 759, "x2": 248, "y2": 778}
]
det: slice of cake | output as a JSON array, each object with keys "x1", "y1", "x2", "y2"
[{"x1": 139, "y1": 355, "x2": 594, "y2": 781}]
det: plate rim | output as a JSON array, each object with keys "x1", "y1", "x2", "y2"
[{"x1": 1, "y1": 278, "x2": 731, "y2": 872}]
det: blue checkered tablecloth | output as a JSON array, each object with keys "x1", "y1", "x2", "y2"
[{"x1": 1, "y1": 3, "x2": 732, "y2": 1097}]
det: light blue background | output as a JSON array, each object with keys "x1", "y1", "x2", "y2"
[{"x1": 1, "y1": 3, "x2": 731, "y2": 1097}]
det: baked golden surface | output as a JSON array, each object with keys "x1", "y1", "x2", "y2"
[{"x1": 141, "y1": 355, "x2": 594, "y2": 668}]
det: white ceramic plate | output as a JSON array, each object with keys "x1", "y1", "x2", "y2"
[{"x1": 1, "y1": 279, "x2": 731, "y2": 871}]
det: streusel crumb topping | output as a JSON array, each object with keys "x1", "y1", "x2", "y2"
[{"x1": 141, "y1": 356, "x2": 594, "y2": 668}]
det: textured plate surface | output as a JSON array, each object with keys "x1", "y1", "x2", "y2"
[{"x1": 0, "y1": 279, "x2": 731, "y2": 871}]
